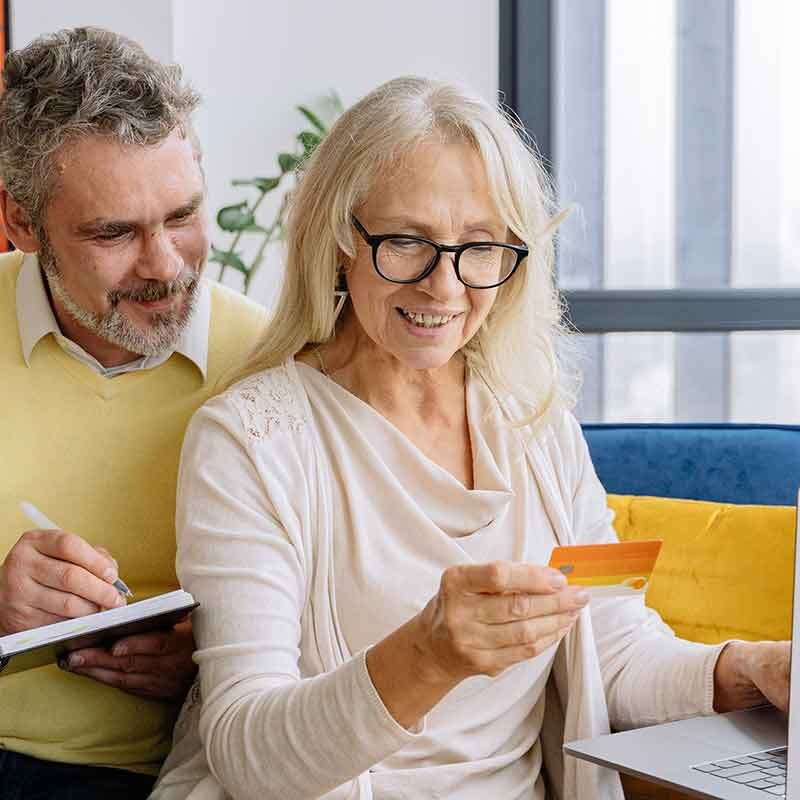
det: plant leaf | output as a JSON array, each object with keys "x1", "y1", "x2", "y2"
[
  {"x1": 209, "y1": 245, "x2": 248, "y2": 274},
  {"x1": 217, "y1": 202, "x2": 256, "y2": 232},
  {"x1": 298, "y1": 131, "x2": 322, "y2": 158},
  {"x1": 244, "y1": 223, "x2": 270, "y2": 234},
  {"x1": 231, "y1": 176, "x2": 281, "y2": 193},
  {"x1": 326, "y1": 90, "x2": 345, "y2": 115},
  {"x1": 297, "y1": 105, "x2": 326, "y2": 133},
  {"x1": 278, "y1": 152, "x2": 302, "y2": 173}
]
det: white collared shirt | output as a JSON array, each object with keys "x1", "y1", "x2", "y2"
[{"x1": 16, "y1": 252, "x2": 210, "y2": 379}]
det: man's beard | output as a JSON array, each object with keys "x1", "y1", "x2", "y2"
[{"x1": 38, "y1": 236, "x2": 201, "y2": 357}]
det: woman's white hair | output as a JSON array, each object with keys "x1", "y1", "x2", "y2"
[{"x1": 226, "y1": 76, "x2": 577, "y2": 425}]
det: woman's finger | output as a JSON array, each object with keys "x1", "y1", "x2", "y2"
[
  {"x1": 476, "y1": 625, "x2": 573, "y2": 676},
  {"x1": 470, "y1": 610, "x2": 579, "y2": 650},
  {"x1": 448, "y1": 561, "x2": 568, "y2": 597},
  {"x1": 470, "y1": 586, "x2": 589, "y2": 624}
]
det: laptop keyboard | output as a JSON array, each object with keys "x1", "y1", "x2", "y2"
[{"x1": 692, "y1": 748, "x2": 787, "y2": 796}]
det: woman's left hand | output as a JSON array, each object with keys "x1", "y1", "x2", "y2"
[{"x1": 713, "y1": 640, "x2": 790, "y2": 713}]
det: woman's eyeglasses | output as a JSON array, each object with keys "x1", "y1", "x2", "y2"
[{"x1": 352, "y1": 216, "x2": 528, "y2": 289}]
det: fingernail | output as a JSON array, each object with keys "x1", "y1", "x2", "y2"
[
  {"x1": 98, "y1": 546, "x2": 118, "y2": 566},
  {"x1": 102, "y1": 567, "x2": 117, "y2": 583},
  {"x1": 68, "y1": 654, "x2": 84, "y2": 668},
  {"x1": 549, "y1": 571, "x2": 567, "y2": 589},
  {"x1": 575, "y1": 590, "x2": 591, "y2": 604},
  {"x1": 114, "y1": 594, "x2": 126, "y2": 607}
]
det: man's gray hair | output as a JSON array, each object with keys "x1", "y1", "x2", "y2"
[{"x1": 0, "y1": 26, "x2": 201, "y2": 227}]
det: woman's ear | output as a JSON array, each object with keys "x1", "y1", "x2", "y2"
[
  {"x1": 336, "y1": 243, "x2": 354, "y2": 272},
  {"x1": 0, "y1": 188, "x2": 42, "y2": 252}
]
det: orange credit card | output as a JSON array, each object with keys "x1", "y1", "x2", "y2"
[{"x1": 548, "y1": 540, "x2": 663, "y2": 597}]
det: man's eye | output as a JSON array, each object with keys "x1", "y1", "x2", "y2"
[
  {"x1": 169, "y1": 211, "x2": 195, "y2": 225},
  {"x1": 95, "y1": 231, "x2": 127, "y2": 241}
]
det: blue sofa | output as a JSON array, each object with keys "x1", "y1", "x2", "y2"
[{"x1": 582, "y1": 423, "x2": 800, "y2": 506}]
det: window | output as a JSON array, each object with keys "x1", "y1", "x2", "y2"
[{"x1": 500, "y1": 0, "x2": 800, "y2": 422}]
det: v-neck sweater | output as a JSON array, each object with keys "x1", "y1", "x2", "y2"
[
  {"x1": 0, "y1": 251, "x2": 268, "y2": 774},
  {"x1": 153, "y1": 360, "x2": 725, "y2": 800}
]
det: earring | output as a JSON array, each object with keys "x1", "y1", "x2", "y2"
[{"x1": 334, "y1": 268, "x2": 348, "y2": 320}]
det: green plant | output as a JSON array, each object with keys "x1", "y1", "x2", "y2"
[{"x1": 211, "y1": 94, "x2": 343, "y2": 294}]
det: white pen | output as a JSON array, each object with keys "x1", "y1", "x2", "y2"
[{"x1": 19, "y1": 501, "x2": 134, "y2": 598}]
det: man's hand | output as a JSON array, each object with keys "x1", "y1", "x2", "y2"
[
  {"x1": 0, "y1": 529, "x2": 125, "y2": 634},
  {"x1": 713, "y1": 640, "x2": 790, "y2": 713},
  {"x1": 59, "y1": 619, "x2": 197, "y2": 701}
]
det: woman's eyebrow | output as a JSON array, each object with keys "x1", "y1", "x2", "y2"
[
  {"x1": 372, "y1": 216, "x2": 503, "y2": 233},
  {"x1": 370, "y1": 216, "x2": 426, "y2": 229}
]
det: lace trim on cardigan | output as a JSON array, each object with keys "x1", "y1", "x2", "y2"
[{"x1": 230, "y1": 365, "x2": 308, "y2": 441}]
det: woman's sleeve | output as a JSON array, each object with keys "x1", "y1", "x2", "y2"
[
  {"x1": 560, "y1": 413, "x2": 727, "y2": 730},
  {"x1": 176, "y1": 398, "x2": 419, "y2": 800}
]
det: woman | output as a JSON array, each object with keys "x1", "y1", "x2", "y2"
[{"x1": 152, "y1": 77, "x2": 788, "y2": 800}]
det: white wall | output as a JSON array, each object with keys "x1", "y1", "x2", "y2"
[
  {"x1": 173, "y1": 0, "x2": 498, "y2": 304},
  {"x1": 11, "y1": 0, "x2": 499, "y2": 306},
  {"x1": 11, "y1": 0, "x2": 173, "y2": 62}
]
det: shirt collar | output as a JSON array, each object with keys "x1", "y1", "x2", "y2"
[{"x1": 15, "y1": 252, "x2": 210, "y2": 380}]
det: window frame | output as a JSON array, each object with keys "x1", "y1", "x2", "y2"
[{"x1": 499, "y1": 0, "x2": 800, "y2": 420}]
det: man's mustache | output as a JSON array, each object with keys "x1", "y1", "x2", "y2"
[{"x1": 108, "y1": 270, "x2": 199, "y2": 307}]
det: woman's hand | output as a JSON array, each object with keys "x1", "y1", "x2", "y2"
[
  {"x1": 414, "y1": 561, "x2": 590, "y2": 685},
  {"x1": 713, "y1": 640, "x2": 790, "y2": 713},
  {"x1": 367, "y1": 561, "x2": 589, "y2": 730}
]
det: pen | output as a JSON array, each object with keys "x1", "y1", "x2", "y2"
[{"x1": 19, "y1": 501, "x2": 134, "y2": 599}]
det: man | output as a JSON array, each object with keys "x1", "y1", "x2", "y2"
[{"x1": 0, "y1": 27, "x2": 266, "y2": 798}]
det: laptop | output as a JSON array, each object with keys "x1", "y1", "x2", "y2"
[{"x1": 564, "y1": 490, "x2": 800, "y2": 799}]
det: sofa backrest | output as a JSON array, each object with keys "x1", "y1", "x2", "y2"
[{"x1": 582, "y1": 423, "x2": 800, "y2": 505}]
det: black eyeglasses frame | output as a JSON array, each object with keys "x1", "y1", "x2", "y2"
[{"x1": 351, "y1": 216, "x2": 529, "y2": 290}]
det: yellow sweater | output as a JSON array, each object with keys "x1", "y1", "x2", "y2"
[{"x1": 0, "y1": 251, "x2": 266, "y2": 773}]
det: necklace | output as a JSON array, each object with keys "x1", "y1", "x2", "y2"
[{"x1": 314, "y1": 346, "x2": 329, "y2": 377}]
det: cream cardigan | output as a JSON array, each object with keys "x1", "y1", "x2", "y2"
[{"x1": 152, "y1": 360, "x2": 725, "y2": 800}]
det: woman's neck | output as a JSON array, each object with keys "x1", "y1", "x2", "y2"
[{"x1": 317, "y1": 314, "x2": 466, "y2": 426}]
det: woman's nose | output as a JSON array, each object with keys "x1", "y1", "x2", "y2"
[{"x1": 418, "y1": 252, "x2": 464, "y2": 298}]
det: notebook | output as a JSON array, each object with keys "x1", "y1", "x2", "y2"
[{"x1": 0, "y1": 589, "x2": 198, "y2": 675}]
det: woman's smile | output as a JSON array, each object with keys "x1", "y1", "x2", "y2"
[{"x1": 396, "y1": 306, "x2": 464, "y2": 333}]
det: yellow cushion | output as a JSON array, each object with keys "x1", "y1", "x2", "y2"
[
  {"x1": 608, "y1": 495, "x2": 795, "y2": 800},
  {"x1": 607, "y1": 494, "x2": 795, "y2": 644}
]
